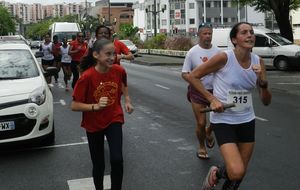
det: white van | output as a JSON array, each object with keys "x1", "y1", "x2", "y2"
[
  {"x1": 212, "y1": 27, "x2": 300, "y2": 71},
  {"x1": 49, "y1": 22, "x2": 81, "y2": 42}
]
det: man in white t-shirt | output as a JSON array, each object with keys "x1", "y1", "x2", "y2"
[{"x1": 182, "y1": 23, "x2": 220, "y2": 159}]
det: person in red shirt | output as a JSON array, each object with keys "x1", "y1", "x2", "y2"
[
  {"x1": 95, "y1": 25, "x2": 134, "y2": 64},
  {"x1": 69, "y1": 32, "x2": 88, "y2": 88},
  {"x1": 52, "y1": 35, "x2": 62, "y2": 83},
  {"x1": 71, "y1": 39, "x2": 134, "y2": 190}
]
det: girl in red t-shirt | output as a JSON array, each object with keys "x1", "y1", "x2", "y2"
[{"x1": 71, "y1": 39, "x2": 134, "y2": 190}]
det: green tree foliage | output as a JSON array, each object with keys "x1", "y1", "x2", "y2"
[
  {"x1": 0, "y1": 5, "x2": 15, "y2": 35},
  {"x1": 233, "y1": 0, "x2": 300, "y2": 42},
  {"x1": 25, "y1": 15, "x2": 79, "y2": 39},
  {"x1": 80, "y1": 15, "x2": 100, "y2": 33}
]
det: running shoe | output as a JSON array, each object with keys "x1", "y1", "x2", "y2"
[
  {"x1": 202, "y1": 166, "x2": 219, "y2": 190},
  {"x1": 65, "y1": 84, "x2": 69, "y2": 91}
]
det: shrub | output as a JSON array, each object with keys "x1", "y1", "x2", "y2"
[
  {"x1": 142, "y1": 34, "x2": 167, "y2": 49},
  {"x1": 164, "y1": 36, "x2": 193, "y2": 51}
]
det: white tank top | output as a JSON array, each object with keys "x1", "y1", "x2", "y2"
[
  {"x1": 60, "y1": 45, "x2": 72, "y2": 63},
  {"x1": 41, "y1": 42, "x2": 54, "y2": 60},
  {"x1": 210, "y1": 50, "x2": 260, "y2": 124}
]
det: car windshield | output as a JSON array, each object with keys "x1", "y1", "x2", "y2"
[
  {"x1": 54, "y1": 32, "x2": 78, "y2": 42},
  {"x1": 0, "y1": 50, "x2": 39, "y2": 80},
  {"x1": 121, "y1": 40, "x2": 134, "y2": 46},
  {"x1": 266, "y1": 33, "x2": 293, "y2": 45}
]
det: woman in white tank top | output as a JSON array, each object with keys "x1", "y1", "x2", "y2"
[
  {"x1": 186, "y1": 22, "x2": 272, "y2": 190},
  {"x1": 60, "y1": 37, "x2": 72, "y2": 91}
]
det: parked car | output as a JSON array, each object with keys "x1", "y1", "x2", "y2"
[
  {"x1": 211, "y1": 27, "x2": 300, "y2": 71},
  {"x1": 30, "y1": 40, "x2": 41, "y2": 49},
  {"x1": 120, "y1": 39, "x2": 138, "y2": 57},
  {"x1": 0, "y1": 35, "x2": 29, "y2": 45},
  {"x1": 0, "y1": 43, "x2": 57, "y2": 146}
]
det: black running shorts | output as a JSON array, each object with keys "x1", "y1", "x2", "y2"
[{"x1": 211, "y1": 119, "x2": 255, "y2": 146}]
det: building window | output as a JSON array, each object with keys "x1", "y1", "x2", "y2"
[
  {"x1": 206, "y1": 2, "x2": 211, "y2": 8},
  {"x1": 189, "y1": 3, "x2": 194, "y2": 9},
  {"x1": 223, "y1": 1, "x2": 228, "y2": 8},
  {"x1": 120, "y1": 14, "x2": 129, "y2": 19},
  {"x1": 190, "y1": 18, "x2": 195, "y2": 24},
  {"x1": 175, "y1": 2, "x2": 180, "y2": 9}
]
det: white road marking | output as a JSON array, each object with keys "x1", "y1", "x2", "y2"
[
  {"x1": 276, "y1": 82, "x2": 300, "y2": 85},
  {"x1": 53, "y1": 99, "x2": 67, "y2": 106},
  {"x1": 68, "y1": 175, "x2": 111, "y2": 190},
  {"x1": 155, "y1": 84, "x2": 170, "y2": 90},
  {"x1": 255, "y1": 116, "x2": 268, "y2": 122},
  {"x1": 32, "y1": 141, "x2": 88, "y2": 150},
  {"x1": 60, "y1": 99, "x2": 67, "y2": 106}
]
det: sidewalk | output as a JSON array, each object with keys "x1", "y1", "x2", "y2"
[{"x1": 131, "y1": 54, "x2": 184, "y2": 66}]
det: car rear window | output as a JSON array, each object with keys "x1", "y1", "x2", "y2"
[{"x1": 0, "y1": 50, "x2": 39, "y2": 79}]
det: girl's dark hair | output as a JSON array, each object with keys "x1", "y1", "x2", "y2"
[
  {"x1": 230, "y1": 22, "x2": 252, "y2": 47},
  {"x1": 95, "y1": 25, "x2": 111, "y2": 38},
  {"x1": 79, "y1": 39, "x2": 112, "y2": 73}
]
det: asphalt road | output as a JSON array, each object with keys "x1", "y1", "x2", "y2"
[{"x1": 0, "y1": 55, "x2": 299, "y2": 190}]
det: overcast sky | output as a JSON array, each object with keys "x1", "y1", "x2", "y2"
[{"x1": 4, "y1": 0, "x2": 133, "y2": 5}]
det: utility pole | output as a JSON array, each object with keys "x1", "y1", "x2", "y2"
[
  {"x1": 108, "y1": 0, "x2": 111, "y2": 24},
  {"x1": 145, "y1": 0, "x2": 166, "y2": 36},
  {"x1": 153, "y1": 0, "x2": 157, "y2": 36}
]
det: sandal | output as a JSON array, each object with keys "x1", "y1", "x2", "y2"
[
  {"x1": 196, "y1": 151, "x2": 209, "y2": 160},
  {"x1": 206, "y1": 136, "x2": 215, "y2": 149}
]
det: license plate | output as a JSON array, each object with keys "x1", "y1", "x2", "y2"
[{"x1": 0, "y1": 121, "x2": 15, "y2": 131}]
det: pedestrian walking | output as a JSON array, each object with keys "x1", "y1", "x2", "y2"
[
  {"x1": 71, "y1": 39, "x2": 134, "y2": 190},
  {"x1": 40, "y1": 34, "x2": 54, "y2": 84},
  {"x1": 60, "y1": 37, "x2": 72, "y2": 91},
  {"x1": 186, "y1": 22, "x2": 272, "y2": 190},
  {"x1": 69, "y1": 32, "x2": 88, "y2": 89},
  {"x1": 182, "y1": 23, "x2": 219, "y2": 159},
  {"x1": 95, "y1": 25, "x2": 134, "y2": 65}
]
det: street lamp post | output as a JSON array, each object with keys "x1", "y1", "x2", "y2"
[{"x1": 145, "y1": 0, "x2": 166, "y2": 36}]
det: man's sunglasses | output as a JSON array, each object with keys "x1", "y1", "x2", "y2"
[{"x1": 198, "y1": 23, "x2": 213, "y2": 29}]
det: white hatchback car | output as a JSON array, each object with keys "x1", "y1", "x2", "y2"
[{"x1": 0, "y1": 43, "x2": 55, "y2": 145}]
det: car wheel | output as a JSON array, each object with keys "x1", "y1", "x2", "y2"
[
  {"x1": 41, "y1": 122, "x2": 55, "y2": 146},
  {"x1": 274, "y1": 57, "x2": 289, "y2": 71}
]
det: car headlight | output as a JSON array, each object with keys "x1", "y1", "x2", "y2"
[
  {"x1": 28, "y1": 86, "x2": 46, "y2": 105},
  {"x1": 295, "y1": 51, "x2": 300, "y2": 57}
]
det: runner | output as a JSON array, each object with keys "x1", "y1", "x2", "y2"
[
  {"x1": 52, "y1": 35, "x2": 62, "y2": 83},
  {"x1": 71, "y1": 39, "x2": 134, "y2": 190},
  {"x1": 95, "y1": 25, "x2": 134, "y2": 65},
  {"x1": 69, "y1": 32, "x2": 88, "y2": 89},
  {"x1": 186, "y1": 22, "x2": 272, "y2": 190},
  {"x1": 182, "y1": 23, "x2": 219, "y2": 159},
  {"x1": 60, "y1": 37, "x2": 72, "y2": 91},
  {"x1": 40, "y1": 34, "x2": 54, "y2": 84}
]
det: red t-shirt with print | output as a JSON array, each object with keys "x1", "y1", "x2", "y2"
[
  {"x1": 72, "y1": 65, "x2": 127, "y2": 132},
  {"x1": 113, "y1": 39, "x2": 130, "y2": 65},
  {"x1": 70, "y1": 40, "x2": 88, "y2": 62}
]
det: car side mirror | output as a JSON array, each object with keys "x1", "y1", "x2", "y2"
[
  {"x1": 35, "y1": 51, "x2": 44, "y2": 58},
  {"x1": 43, "y1": 67, "x2": 58, "y2": 78}
]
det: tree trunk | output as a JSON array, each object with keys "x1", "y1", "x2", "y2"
[{"x1": 273, "y1": 1, "x2": 294, "y2": 42}]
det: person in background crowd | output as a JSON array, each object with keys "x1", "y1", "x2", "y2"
[
  {"x1": 85, "y1": 31, "x2": 94, "y2": 48},
  {"x1": 95, "y1": 25, "x2": 134, "y2": 65},
  {"x1": 60, "y1": 37, "x2": 72, "y2": 91},
  {"x1": 40, "y1": 33, "x2": 54, "y2": 84},
  {"x1": 71, "y1": 39, "x2": 134, "y2": 190},
  {"x1": 182, "y1": 23, "x2": 219, "y2": 159},
  {"x1": 52, "y1": 35, "x2": 62, "y2": 83},
  {"x1": 69, "y1": 32, "x2": 88, "y2": 89},
  {"x1": 186, "y1": 22, "x2": 271, "y2": 190}
]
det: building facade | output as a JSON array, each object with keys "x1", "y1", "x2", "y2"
[{"x1": 133, "y1": 0, "x2": 264, "y2": 40}]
